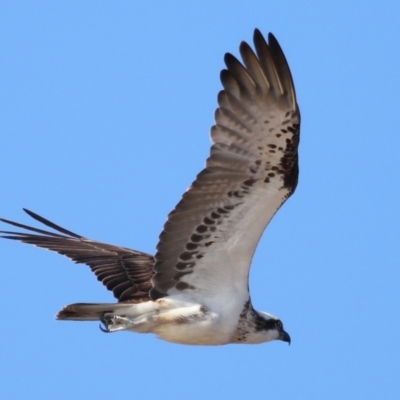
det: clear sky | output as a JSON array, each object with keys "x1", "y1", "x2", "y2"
[{"x1": 1, "y1": 1, "x2": 399, "y2": 399}]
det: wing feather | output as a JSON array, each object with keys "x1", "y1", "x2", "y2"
[
  {"x1": 0, "y1": 209, "x2": 154, "y2": 303},
  {"x1": 151, "y1": 29, "x2": 300, "y2": 303}
]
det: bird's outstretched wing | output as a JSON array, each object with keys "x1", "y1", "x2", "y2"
[
  {"x1": 0, "y1": 209, "x2": 154, "y2": 303},
  {"x1": 151, "y1": 30, "x2": 300, "y2": 304}
]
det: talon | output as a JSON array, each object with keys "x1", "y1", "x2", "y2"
[
  {"x1": 99, "y1": 323, "x2": 110, "y2": 333},
  {"x1": 98, "y1": 313, "x2": 134, "y2": 333},
  {"x1": 99, "y1": 312, "x2": 112, "y2": 333}
]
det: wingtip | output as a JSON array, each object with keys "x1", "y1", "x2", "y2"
[
  {"x1": 252, "y1": 29, "x2": 280, "y2": 50},
  {"x1": 23, "y1": 208, "x2": 41, "y2": 220},
  {"x1": 22, "y1": 207, "x2": 36, "y2": 218},
  {"x1": 267, "y1": 32, "x2": 284, "y2": 54},
  {"x1": 253, "y1": 28, "x2": 271, "y2": 44},
  {"x1": 267, "y1": 32, "x2": 277, "y2": 43}
]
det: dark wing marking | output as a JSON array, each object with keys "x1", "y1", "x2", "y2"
[
  {"x1": 0, "y1": 209, "x2": 155, "y2": 303},
  {"x1": 151, "y1": 30, "x2": 300, "y2": 299}
]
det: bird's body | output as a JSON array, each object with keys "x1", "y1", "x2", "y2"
[{"x1": 1, "y1": 29, "x2": 299, "y2": 346}]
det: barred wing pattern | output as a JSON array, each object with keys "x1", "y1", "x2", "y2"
[
  {"x1": 0, "y1": 209, "x2": 154, "y2": 303},
  {"x1": 151, "y1": 30, "x2": 300, "y2": 302}
]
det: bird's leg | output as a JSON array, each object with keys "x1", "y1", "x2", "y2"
[
  {"x1": 99, "y1": 312, "x2": 154, "y2": 333},
  {"x1": 100, "y1": 313, "x2": 132, "y2": 332}
]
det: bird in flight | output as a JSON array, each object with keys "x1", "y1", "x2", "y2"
[{"x1": 1, "y1": 29, "x2": 299, "y2": 346}]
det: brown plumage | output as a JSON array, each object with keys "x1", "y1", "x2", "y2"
[
  {"x1": 151, "y1": 30, "x2": 299, "y2": 298},
  {"x1": 0, "y1": 209, "x2": 155, "y2": 310}
]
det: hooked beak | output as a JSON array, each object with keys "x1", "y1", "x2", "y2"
[{"x1": 279, "y1": 330, "x2": 291, "y2": 345}]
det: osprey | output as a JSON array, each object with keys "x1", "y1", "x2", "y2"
[{"x1": 1, "y1": 29, "x2": 299, "y2": 346}]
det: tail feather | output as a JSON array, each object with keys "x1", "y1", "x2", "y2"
[{"x1": 56, "y1": 303, "x2": 134, "y2": 321}]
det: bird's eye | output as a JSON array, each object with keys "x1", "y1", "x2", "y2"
[{"x1": 276, "y1": 320, "x2": 283, "y2": 330}]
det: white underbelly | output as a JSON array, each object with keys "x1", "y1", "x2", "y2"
[
  {"x1": 125, "y1": 297, "x2": 243, "y2": 345},
  {"x1": 152, "y1": 318, "x2": 233, "y2": 345}
]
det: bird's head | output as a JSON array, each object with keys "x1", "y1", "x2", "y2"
[{"x1": 252, "y1": 311, "x2": 291, "y2": 345}]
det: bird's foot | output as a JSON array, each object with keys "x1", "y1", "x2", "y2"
[{"x1": 99, "y1": 313, "x2": 134, "y2": 333}]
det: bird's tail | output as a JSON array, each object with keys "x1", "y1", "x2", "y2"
[{"x1": 56, "y1": 302, "x2": 134, "y2": 321}]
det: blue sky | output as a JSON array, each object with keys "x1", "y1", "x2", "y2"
[{"x1": 1, "y1": 1, "x2": 399, "y2": 399}]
